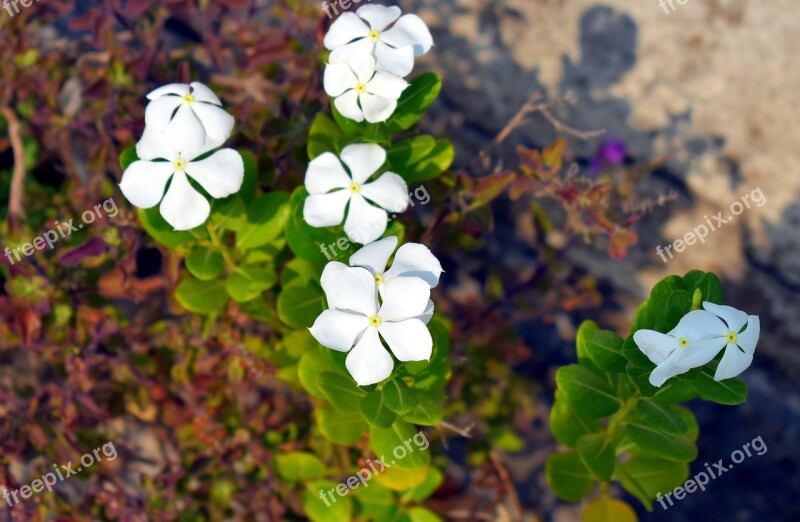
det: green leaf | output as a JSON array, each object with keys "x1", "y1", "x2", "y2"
[
  {"x1": 385, "y1": 73, "x2": 442, "y2": 133},
  {"x1": 360, "y1": 390, "x2": 398, "y2": 428},
  {"x1": 615, "y1": 457, "x2": 689, "y2": 510},
  {"x1": 621, "y1": 335, "x2": 654, "y2": 369},
  {"x1": 556, "y1": 365, "x2": 621, "y2": 418},
  {"x1": 545, "y1": 451, "x2": 595, "y2": 502},
  {"x1": 579, "y1": 321, "x2": 627, "y2": 372},
  {"x1": 319, "y1": 371, "x2": 368, "y2": 411},
  {"x1": 211, "y1": 196, "x2": 247, "y2": 231},
  {"x1": 308, "y1": 112, "x2": 343, "y2": 159},
  {"x1": 386, "y1": 136, "x2": 436, "y2": 170},
  {"x1": 299, "y1": 347, "x2": 340, "y2": 399},
  {"x1": 331, "y1": 101, "x2": 364, "y2": 136},
  {"x1": 401, "y1": 393, "x2": 443, "y2": 426},
  {"x1": 304, "y1": 480, "x2": 353, "y2": 522},
  {"x1": 369, "y1": 421, "x2": 431, "y2": 469},
  {"x1": 185, "y1": 247, "x2": 226, "y2": 280},
  {"x1": 236, "y1": 192, "x2": 291, "y2": 251},
  {"x1": 550, "y1": 390, "x2": 601, "y2": 447},
  {"x1": 238, "y1": 150, "x2": 258, "y2": 205},
  {"x1": 386, "y1": 136, "x2": 454, "y2": 183},
  {"x1": 137, "y1": 207, "x2": 196, "y2": 248},
  {"x1": 624, "y1": 421, "x2": 697, "y2": 462},
  {"x1": 575, "y1": 434, "x2": 616, "y2": 481},
  {"x1": 582, "y1": 497, "x2": 638, "y2": 522},
  {"x1": 274, "y1": 452, "x2": 325, "y2": 483},
  {"x1": 630, "y1": 398, "x2": 688, "y2": 435},
  {"x1": 649, "y1": 276, "x2": 689, "y2": 332},
  {"x1": 285, "y1": 187, "x2": 352, "y2": 262},
  {"x1": 383, "y1": 379, "x2": 419, "y2": 415},
  {"x1": 353, "y1": 482, "x2": 398, "y2": 521},
  {"x1": 400, "y1": 467, "x2": 443, "y2": 502},
  {"x1": 226, "y1": 265, "x2": 277, "y2": 303},
  {"x1": 175, "y1": 277, "x2": 228, "y2": 314},
  {"x1": 687, "y1": 366, "x2": 747, "y2": 405},
  {"x1": 407, "y1": 507, "x2": 443, "y2": 522},
  {"x1": 683, "y1": 271, "x2": 723, "y2": 305},
  {"x1": 119, "y1": 147, "x2": 138, "y2": 170},
  {"x1": 277, "y1": 282, "x2": 324, "y2": 329},
  {"x1": 317, "y1": 404, "x2": 368, "y2": 445}
]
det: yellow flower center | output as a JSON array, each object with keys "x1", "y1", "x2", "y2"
[
  {"x1": 349, "y1": 182, "x2": 361, "y2": 193},
  {"x1": 369, "y1": 315, "x2": 382, "y2": 327},
  {"x1": 182, "y1": 93, "x2": 195, "y2": 104},
  {"x1": 726, "y1": 331, "x2": 738, "y2": 343},
  {"x1": 368, "y1": 30, "x2": 381, "y2": 41},
  {"x1": 173, "y1": 158, "x2": 187, "y2": 170},
  {"x1": 355, "y1": 82, "x2": 367, "y2": 94},
  {"x1": 374, "y1": 274, "x2": 384, "y2": 283},
  {"x1": 678, "y1": 337, "x2": 690, "y2": 348}
]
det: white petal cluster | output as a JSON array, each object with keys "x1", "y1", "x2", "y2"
[
  {"x1": 323, "y1": 5, "x2": 433, "y2": 122},
  {"x1": 303, "y1": 143, "x2": 409, "y2": 244},
  {"x1": 120, "y1": 82, "x2": 244, "y2": 231},
  {"x1": 634, "y1": 302, "x2": 760, "y2": 387},
  {"x1": 310, "y1": 239, "x2": 442, "y2": 386}
]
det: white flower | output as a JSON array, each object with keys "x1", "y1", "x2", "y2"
[
  {"x1": 120, "y1": 139, "x2": 244, "y2": 231},
  {"x1": 320, "y1": 236, "x2": 442, "y2": 322},
  {"x1": 633, "y1": 304, "x2": 760, "y2": 387},
  {"x1": 136, "y1": 82, "x2": 234, "y2": 159},
  {"x1": 309, "y1": 265, "x2": 433, "y2": 386},
  {"x1": 701, "y1": 302, "x2": 760, "y2": 381},
  {"x1": 303, "y1": 143, "x2": 408, "y2": 244},
  {"x1": 324, "y1": 54, "x2": 408, "y2": 123},
  {"x1": 325, "y1": 5, "x2": 433, "y2": 78}
]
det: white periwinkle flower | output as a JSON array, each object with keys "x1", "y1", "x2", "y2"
[
  {"x1": 303, "y1": 143, "x2": 408, "y2": 244},
  {"x1": 701, "y1": 302, "x2": 760, "y2": 381},
  {"x1": 309, "y1": 265, "x2": 433, "y2": 386},
  {"x1": 137, "y1": 82, "x2": 234, "y2": 158},
  {"x1": 324, "y1": 54, "x2": 408, "y2": 123},
  {"x1": 320, "y1": 236, "x2": 442, "y2": 322},
  {"x1": 324, "y1": 5, "x2": 433, "y2": 78},
  {"x1": 120, "y1": 140, "x2": 244, "y2": 231},
  {"x1": 633, "y1": 304, "x2": 760, "y2": 387}
]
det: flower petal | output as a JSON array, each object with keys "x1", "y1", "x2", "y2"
[
  {"x1": 345, "y1": 327, "x2": 394, "y2": 386},
  {"x1": 333, "y1": 90, "x2": 364, "y2": 122},
  {"x1": 714, "y1": 343, "x2": 753, "y2": 381},
  {"x1": 324, "y1": 61, "x2": 358, "y2": 97},
  {"x1": 184, "y1": 149, "x2": 244, "y2": 199},
  {"x1": 165, "y1": 105, "x2": 207, "y2": 156},
  {"x1": 381, "y1": 14, "x2": 433, "y2": 56},
  {"x1": 419, "y1": 299, "x2": 434, "y2": 324},
  {"x1": 329, "y1": 38, "x2": 375, "y2": 65},
  {"x1": 344, "y1": 194, "x2": 388, "y2": 244},
  {"x1": 633, "y1": 330, "x2": 676, "y2": 365},
  {"x1": 702, "y1": 301, "x2": 749, "y2": 333},
  {"x1": 378, "y1": 277, "x2": 430, "y2": 322},
  {"x1": 361, "y1": 172, "x2": 409, "y2": 213},
  {"x1": 349, "y1": 53, "x2": 377, "y2": 85},
  {"x1": 379, "y1": 318, "x2": 432, "y2": 361},
  {"x1": 309, "y1": 309, "x2": 370, "y2": 352},
  {"x1": 324, "y1": 12, "x2": 370, "y2": 49},
  {"x1": 303, "y1": 190, "x2": 351, "y2": 227},
  {"x1": 359, "y1": 93, "x2": 398, "y2": 123},
  {"x1": 384, "y1": 243, "x2": 443, "y2": 288},
  {"x1": 119, "y1": 161, "x2": 175, "y2": 209},
  {"x1": 357, "y1": 4, "x2": 402, "y2": 31},
  {"x1": 144, "y1": 96, "x2": 183, "y2": 132},
  {"x1": 374, "y1": 42, "x2": 415, "y2": 77},
  {"x1": 325, "y1": 266, "x2": 378, "y2": 316},
  {"x1": 350, "y1": 236, "x2": 398, "y2": 275},
  {"x1": 674, "y1": 337, "x2": 726, "y2": 368},
  {"x1": 737, "y1": 315, "x2": 760, "y2": 355},
  {"x1": 649, "y1": 351, "x2": 690, "y2": 387},
  {"x1": 146, "y1": 83, "x2": 189, "y2": 100},
  {"x1": 320, "y1": 261, "x2": 349, "y2": 295},
  {"x1": 305, "y1": 152, "x2": 351, "y2": 194},
  {"x1": 341, "y1": 143, "x2": 386, "y2": 184},
  {"x1": 159, "y1": 170, "x2": 210, "y2": 230},
  {"x1": 191, "y1": 102, "x2": 235, "y2": 147},
  {"x1": 189, "y1": 81, "x2": 222, "y2": 105},
  {"x1": 136, "y1": 125, "x2": 176, "y2": 161},
  {"x1": 366, "y1": 72, "x2": 408, "y2": 100},
  {"x1": 669, "y1": 309, "x2": 727, "y2": 340}
]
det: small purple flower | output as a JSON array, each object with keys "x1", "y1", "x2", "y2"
[{"x1": 590, "y1": 139, "x2": 627, "y2": 173}]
